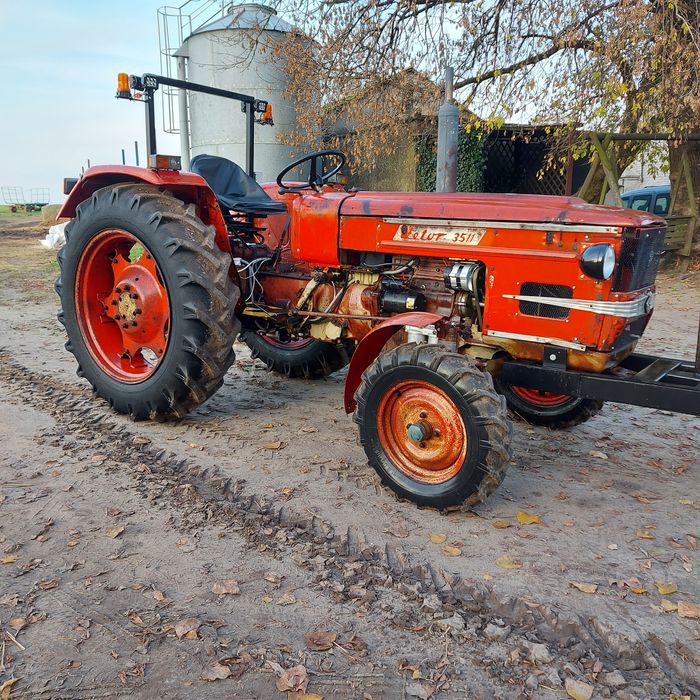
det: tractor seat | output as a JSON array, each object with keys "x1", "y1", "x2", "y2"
[{"x1": 190, "y1": 154, "x2": 287, "y2": 217}]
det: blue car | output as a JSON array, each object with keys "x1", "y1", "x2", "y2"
[{"x1": 620, "y1": 185, "x2": 671, "y2": 217}]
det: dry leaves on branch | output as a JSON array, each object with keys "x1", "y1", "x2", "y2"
[
  {"x1": 211, "y1": 580, "x2": 240, "y2": 596},
  {"x1": 304, "y1": 630, "x2": 337, "y2": 651}
]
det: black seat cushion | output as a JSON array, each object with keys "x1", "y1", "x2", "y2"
[{"x1": 190, "y1": 154, "x2": 287, "y2": 216}]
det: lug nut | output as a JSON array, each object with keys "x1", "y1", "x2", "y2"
[
  {"x1": 110, "y1": 300, "x2": 118, "y2": 306},
  {"x1": 123, "y1": 284, "x2": 131, "y2": 291},
  {"x1": 420, "y1": 411, "x2": 428, "y2": 419},
  {"x1": 433, "y1": 429, "x2": 441, "y2": 437},
  {"x1": 131, "y1": 321, "x2": 137, "y2": 327},
  {"x1": 130, "y1": 293, "x2": 138, "y2": 300},
  {"x1": 122, "y1": 322, "x2": 129, "y2": 328},
  {"x1": 115, "y1": 286, "x2": 122, "y2": 293},
  {"x1": 114, "y1": 314, "x2": 121, "y2": 320},
  {"x1": 134, "y1": 309, "x2": 142, "y2": 315}
]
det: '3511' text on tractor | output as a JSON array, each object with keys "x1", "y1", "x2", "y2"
[{"x1": 56, "y1": 73, "x2": 700, "y2": 509}]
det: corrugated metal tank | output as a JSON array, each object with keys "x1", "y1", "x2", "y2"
[{"x1": 181, "y1": 3, "x2": 294, "y2": 183}]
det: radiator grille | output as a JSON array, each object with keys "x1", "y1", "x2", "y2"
[
  {"x1": 612, "y1": 227, "x2": 665, "y2": 292},
  {"x1": 519, "y1": 282, "x2": 573, "y2": 319}
]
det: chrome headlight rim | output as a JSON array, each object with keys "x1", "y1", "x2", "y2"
[{"x1": 580, "y1": 243, "x2": 616, "y2": 281}]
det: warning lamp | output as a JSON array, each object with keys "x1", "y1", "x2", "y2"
[
  {"x1": 147, "y1": 154, "x2": 182, "y2": 171},
  {"x1": 257, "y1": 102, "x2": 274, "y2": 126},
  {"x1": 116, "y1": 73, "x2": 132, "y2": 100}
]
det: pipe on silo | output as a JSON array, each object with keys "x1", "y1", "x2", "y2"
[
  {"x1": 177, "y1": 55, "x2": 191, "y2": 171},
  {"x1": 435, "y1": 67, "x2": 459, "y2": 193}
]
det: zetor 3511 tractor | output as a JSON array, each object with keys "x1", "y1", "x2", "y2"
[{"x1": 57, "y1": 73, "x2": 700, "y2": 509}]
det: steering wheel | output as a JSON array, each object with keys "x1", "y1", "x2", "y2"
[{"x1": 276, "y1": 150, "x2": 346, "y2": 193}]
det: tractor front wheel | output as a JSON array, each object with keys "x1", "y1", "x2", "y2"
[
  {"x1": 354, "y1": 344, "x2": 512, "y2": 508},
  {"x1": 494, "y1": 380, "x2": 602, "y2": 428},
  {"x1": 56, "y1": 183, "x2": 240, "y2": 420}
]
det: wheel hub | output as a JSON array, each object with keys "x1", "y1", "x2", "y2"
[
  {"x1": 75, "y1": 229, "x2": 170, "y2": 383},
  {"x1": 377, "y1": 380, "x2": 467, "y2": 484}
]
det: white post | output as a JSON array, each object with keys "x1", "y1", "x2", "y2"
[{"x1": 177, "y1": 55, "x2": 191, "y2": 171}]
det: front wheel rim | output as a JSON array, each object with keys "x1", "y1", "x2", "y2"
[
  {"x1": 74, "y1": 229, "x2": 170, "y2": 383},
  {"x1": 376, "y1": 379, "x2": 467, "y2": 484},
  {"x1": 510, "y1": 385, "x2": 573, "y2": 407}
]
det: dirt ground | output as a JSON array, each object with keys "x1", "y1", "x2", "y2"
[{"x1": 0, "y1": 215, "x2": 698, "y2": 700}]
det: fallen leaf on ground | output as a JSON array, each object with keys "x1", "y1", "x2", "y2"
[
  {"x1": 264, "y1": 440, "x2": 283, "y2": 450},
  {"x1": 9, "y1": 618, "x2": 26, "y2": 632},
  {"x1": 39, "y1": 579, "x2": 59, "y2": 591},
  {"x1": 304, "y1": 630, "x2": 336, "y2": 651},
  {"x1": 565, "y1": 677, "x2": 593, "y2": 700},
  {"x1": 0, "y1": 678, "x2": 18, "y2": 700},
  {"x1": 688, "y1": 535, "x2": 697, "y2": 550},
  {"x1": 175, "y1": 537, "x2": 188, "y2": 546},
  {"x1": 589, "y1": 450, "x2": 608, "y2": 460},
  {"x1": 277, "y1": 592, "x2": 297, "y2": 606},
  {"x1": 201, "y1": 662, "x2": 231, "y2": 681},
  {"x1": 174, "y1": 617, "x2": 201, "y2": 640},
  {"x1": 636, "y1": 529, "x2": 655, "y2": 540},
  {"x1": 131, "y1": 436, "x2": 150, "y2": 445},
  {"x1": 429, "y1": 533, "x2": 447, "y2": 544},
  {"x1": 106, "y1": 526, "x2": 125, "y2": 539},
  {"x1": 405, "y1": 681, "x2": 432, "y2": 699},
  {"x1": 660, "y1": 599, "x2": 678, "y2": 612},
  {"x1": 441, "y1": 544, "x2": 461, "y2": 557},
  {"x1": 571, "y1": 582, "x2": 597, "y2": 594},
  {"x1": 153, "y1": 590, "x2": 167, "y2": 602},
  {"x1": 1, "y1": 555, "x2": 18, "y2": 564},
  {"x1": 492, "y1": 519, "x2": 512, "y2": 529},
  {"x1": 496, "y1": 555, "x2": 522, "y2": 570},
  {"x1": 385, "y1": 522, "x2": 409, "y2": 538},
  {"x1": 211, "y1": 580, "x2": 240, "y2": 596},
  {"x1": 516, "y1": 511, "x2": 542, "y2": 525},
  {"x1": 677, "y1": 601, "x2": 700, "y2": 619},
  {"x1": 276, "y1": 665, "x2": 308, "y2": 693},
  {"x1": 288, "y1": 694, "x2": 323, "y2": 700},
  {"x1": 630, "y1": 586, "x2": 648, "y2": 595},
  {"x1": 655, "y1": 581, "x2": 678, "y2": 595}
]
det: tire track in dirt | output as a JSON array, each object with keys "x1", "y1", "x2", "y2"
[{"x1": 0, "y1": 350, "x2": 696, "y2": 699}]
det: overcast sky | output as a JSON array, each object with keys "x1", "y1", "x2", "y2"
[{"x1": 0, "y1": 0, "x2": 180, "y2": 205}]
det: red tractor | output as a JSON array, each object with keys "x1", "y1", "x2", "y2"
[{"x1": 57, "y1": 73, "x2": 700, "y2": 509}]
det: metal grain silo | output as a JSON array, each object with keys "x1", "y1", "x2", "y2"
[{"x1": 179, "y1": 3, "x2": 294, "y2": 183}]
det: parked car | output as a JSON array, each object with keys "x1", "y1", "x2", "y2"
[{"x1": 621, "y1": 185, "x2": 671, "y2": 217}]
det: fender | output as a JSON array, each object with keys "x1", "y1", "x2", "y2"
[
  {"x1": 59, "y1": 166, "x2": 231, "y2": 252},
  {"x1": 58, "y1": 165, "x2": 243, "y2": 311},
  {"x1": 343, "y1": 311, "x2": 445, "y2": 413}
]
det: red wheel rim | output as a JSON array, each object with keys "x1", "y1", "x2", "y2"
[
  {"x1": 75, "y1": 229, "x2": 170, "y2": 383},
  {"x1": 376, "y1": 380, "x2": 467, "y2": 484},
  {"x1": 510, "y1": 386, "x2": 572, "y2": 407}
]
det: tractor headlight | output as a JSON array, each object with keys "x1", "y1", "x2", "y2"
[{"x1": 579, "y1": 244, "x2": 616, "y2": 280}]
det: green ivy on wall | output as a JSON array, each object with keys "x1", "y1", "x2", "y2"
[{"x1": 416, "y1": 128, "x2": 486, "y2": 192}]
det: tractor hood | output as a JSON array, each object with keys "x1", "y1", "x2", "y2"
[{"x1": 341, "y1": 191, "x2": 664, "y2": 229}]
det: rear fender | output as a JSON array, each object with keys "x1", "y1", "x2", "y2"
[
  {"x1": 59, "y1": 166, "x2": 242, "y2": 309},
  {"x1": 343, "y1": 312, "x2": 445, "y2": 412}
]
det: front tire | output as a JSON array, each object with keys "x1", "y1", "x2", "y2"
[
  {"x1": 354, "y1": 344, "x2": 512, "y2": 508},
  {"x1": 56, "y1": 183, "x2": 240, "y2": 420},
  {"x1": 494, "y1": 380, "x2": 602, "y2": 428}
]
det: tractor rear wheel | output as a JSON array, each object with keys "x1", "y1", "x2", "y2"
[
  {"x1": 354, "y1": 344, "x2": 512, "y2": 508},
  {"x1": 56, "y1": 183, "x2": 240, "y2": 420},
  {"x1": 494, "y1": 380, "x2": 602, "y2": 428},
  {"x1": 241, "y1": 330, "x2": 352, "y2": 379}
]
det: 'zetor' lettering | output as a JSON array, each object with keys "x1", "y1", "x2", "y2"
[{"x1": 405, "y1": 229, "x2": 447, "y2": 241}]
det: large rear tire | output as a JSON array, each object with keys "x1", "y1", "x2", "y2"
[
  {"x1": 241, "y1": 330, "x2": 352, "y2": 379},
  {"x1": 56, "y1": 183, "x2": 240, "y2": 420},
  {"x1": 354, "y1": 344, "x2": 512, "y2": 508},
  {"x1": 494, "y1": 380, "x2": 602, "y2": 428}
]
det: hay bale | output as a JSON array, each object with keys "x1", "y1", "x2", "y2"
[{"x1": 41, "y1": 204, "x2": 63, "y2": 224}]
